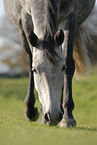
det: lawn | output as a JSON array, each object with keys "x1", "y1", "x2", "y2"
[{"x1": 0, "y1": 68, "x2": 97, "y2": 145}]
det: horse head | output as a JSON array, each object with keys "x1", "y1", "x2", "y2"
[{"x1": 29, "y1": 29, "x2": 65, "y2": 125}]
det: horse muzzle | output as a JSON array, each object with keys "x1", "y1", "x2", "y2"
[{"x1": 44, "y1": 110, "x2": 63, "y2": 126}]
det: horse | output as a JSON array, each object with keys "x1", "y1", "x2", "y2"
[{"x1": 3, "y1": 0, "x2": 96, "y2": 127}]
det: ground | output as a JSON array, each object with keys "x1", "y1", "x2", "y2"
[{"x1": 0, "y1": 67, "x2": 97, "y2": 145}]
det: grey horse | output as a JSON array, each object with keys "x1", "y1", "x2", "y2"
[{"x1": 3, "y1": 0, "x2": 96, "y2": 127}]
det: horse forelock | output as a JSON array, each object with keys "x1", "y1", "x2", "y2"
[{"x1": 43, "y1": 40, "x2": 60, "y2": 66}]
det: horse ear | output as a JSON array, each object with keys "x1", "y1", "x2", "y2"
[
  {"x1": 54, "y1": 29, "x2": 64, "y2": 46},
  {"x1": 28, "y1": 30, "x2": 38, "y2": 47}
]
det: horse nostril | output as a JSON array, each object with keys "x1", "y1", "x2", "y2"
[{"x1": 44, "y1": 113, "x2": 50, "y2": 123}]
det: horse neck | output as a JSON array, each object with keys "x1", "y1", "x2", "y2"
[{"x1": 31, "y1": 0, "x2": 60, "y2": 39}]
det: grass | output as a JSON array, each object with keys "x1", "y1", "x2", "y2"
[{"x1": 0, "y1": 68, "x2": 97, "y2": 145}]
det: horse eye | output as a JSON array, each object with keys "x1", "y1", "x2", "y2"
[{"x1": 61, "y1": 65, "x2": 65, "y2": 72}]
